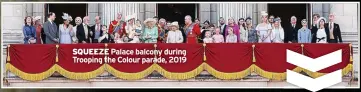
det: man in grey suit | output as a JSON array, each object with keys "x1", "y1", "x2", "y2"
[{"x1": 43, "y1": 12, "x2": 59, "y2": 44}]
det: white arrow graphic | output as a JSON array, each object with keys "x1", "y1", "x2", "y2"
[
  {"x1": 287, "y1": 69, "x2": 342, "y2": 92},
  {"x1": 286, "y1": 49, "x2": 342, "y2": 72}
]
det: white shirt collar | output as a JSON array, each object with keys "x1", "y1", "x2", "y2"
[{"x1": 48, "y1": 19, "x2": 53, "y2": 24}]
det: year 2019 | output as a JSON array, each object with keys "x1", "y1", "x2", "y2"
[{"x1": 168, "y1": 57, "x2": 187, "y2": 63}]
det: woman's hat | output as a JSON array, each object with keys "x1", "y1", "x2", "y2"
[
  {"x1": 261, "y1": 11, "x2": 268, "y2": 16},
  {"x1": 144, "y1": 18, "x2": 156, "y2": 24},
  {"x1": 33, "y1": 16, "x2": 41, "y2": 21},
  {"x1": 317, "y1": 17, "x2": 327, "y2": 28},
  {"x1": 273, "y1": 18, "x2": 281, "y2": 22},
  {"x1": 170, "y1": 21, "x2": 179, "y2": 28},
  {"x1": 62, "y1": 13, "x2": 72, "y2": 21},
  {"x1": 126, "y1": 13, "x2": 136, "y2": 21},
  {"x1": 301, "y1": 19, "x2": 307, "y2": 24}
]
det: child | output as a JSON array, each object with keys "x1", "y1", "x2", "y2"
[
  {"x1": 135, "y1": 19, "x2": 142, "y2": 35},
  {"x1": 297, "y1": 19, "x2": 312, "y2": 43},
  {"x1": 212, "y1": 27, "x2": 224, "y2": 43},
  {"x1": 114, "y1": 32, "x2": 123, "y2": 43},
  {"x1": 226, "y1": 27, "x2": 237, "y2": 43},
  {"x1": 203, "y1": 31, "x2": 213, "y2": 43},
  {"x1": 98, "y1": 25, "x2": 113, "y2": 43},
  {"x1": 166, "y1": 22, "x2": 183, "y2": 43}
]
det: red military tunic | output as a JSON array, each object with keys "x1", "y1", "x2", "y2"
[
  {"x1": 109, "y1": 20, "x2": 126, "y2": 37},
  {"x1": 183, "y1": 23, "x2": 201, "y2": 44}
]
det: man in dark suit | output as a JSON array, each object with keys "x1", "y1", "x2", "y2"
[
  {"x1": 90, "y1": 16, "x2": 103, "y2": 43},
  {"x1": 43, "y1": 12, "x2": 59, "y2": 44},
  {"x1": 284, "y1": 16, "x2": 300, "y2": 43},
  {"x1": 77, "y1": 16, "x2": 91, "y2": 43},
  {"x1": 311, "y1": 14, "x2": 320, "y2": 43},
  {"x1": 326, "y1": 13, "x2": 342, "y2": 43},
  {"x1": 219, "y1": 17, "x2": 227, "y2": 41}
]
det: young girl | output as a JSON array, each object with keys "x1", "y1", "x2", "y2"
[
  {"x1": 226, "y1": 27, "x2": 237, "y2": 43},
  {"x1": 212, "y1": 27, "x2": 224, "y2": 43},
  {"x1": 203, "y1": 31, "x2": 213, "y2": 43},
  {"x1": 114, "y1": 33, "x2": 123, "y2": 43},
  {"x1": 166, "y1": 22, "x2": 184, "y2": 43}
]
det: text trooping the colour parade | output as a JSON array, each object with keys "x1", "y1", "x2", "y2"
[{"x1": 72, "y1": 48, "x2": 187, "y2": 64}]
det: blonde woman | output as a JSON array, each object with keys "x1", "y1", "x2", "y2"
[
  {"x1": 256, "y1": 11, "x2": 272, "y2": 43},
  {"x1": 271, "y1": 18, "x2": 284, "y2": 43},
  {"x1": 166, "y1": 22, "x2": 183, "y2": 43}
]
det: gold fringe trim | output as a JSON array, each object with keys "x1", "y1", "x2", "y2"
[
  {"x1": 251, "y1": 64, "x2": 286, "y2": 80},
  {"x1": 7, "y1": 45, "x2": 10, "y2": 62},
  {"x1": 349, "y1": 44, "x2": 353, "y2": 63},
  {"x1": 5, "y1": 63, "x2": 56, "y2": 81},
  {"x1": 302, "y1": 64, "x2": 353, "y2": 78},
  {"x1": 155, "y1": 63, "x2": 204, "y2": 80},
  {"x1": 55, "y1": 64, "x2": 105, "y2": 80},
  {"x1": 204, "y1": 63, "x2": 251, "y2": 79},
  {"x1": 105, "y1": 64, "x2": 155, "y2": 80}
]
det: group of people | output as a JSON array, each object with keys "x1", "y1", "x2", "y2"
[{"x1": 22, "y1": 11, "x2": 342, "y2": 44}]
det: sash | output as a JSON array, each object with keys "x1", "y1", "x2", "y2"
[
  {"x1": 113, "y1": 22, "x2": 123, "y2": 34},
  {"x1": 185, "y1": 23, "x2": 195, "y2": 36}
]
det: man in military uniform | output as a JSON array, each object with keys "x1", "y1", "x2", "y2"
[
  {"x1": 157, "y1": 18, "x2": 167, "y2": 43},
  {"x1": 183, "y1": 15, "x2": 201, "y2": 44},
  {"x1": 109, "y1": 13, "x2": 127, "y2": 39}
]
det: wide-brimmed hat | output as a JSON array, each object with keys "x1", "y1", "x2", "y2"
[
  {"x1": 261, "y1": 11, "x2": 268, "y2": 16},
  {"x1": 126, "y1": 13, "x2": 136, "y2": 21},
  {"x1": 317, "y1": 17, "x2": 327, "y2": 28},
  {"x1": 33, "y1": 16, "x2": 41, "y2": 21},
  {"x1": 170, "y1": 21, "x2": 179, "y2": 28},
  {"x1": 144, "y1": 18, "x2": 156, "y2": 24}
]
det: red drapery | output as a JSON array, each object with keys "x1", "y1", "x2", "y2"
[
  {"x1": 302, "y1": 43, "x2": 352, "y2": 77},
  {"x1": 106, "y1": 43, "x2": 155, "y2": 80},
  {"x1": 156, "y1": 43, "x2": 204, "y2": 79},
  {"x1": 57, "y1": 44, "x2": 105, "y2": 79},
  {"x1": 7, "y1": 44, "x2": 56, "y2": 81},
  {"x1": 204, "y1": 43, "x2": 253, "y2": 79},
  {"x1": 5, "y1": 43, "x2": 353, "y2": 81}
]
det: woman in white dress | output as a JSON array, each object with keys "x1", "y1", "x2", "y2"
[
  {"x1": 239, "y1": 18, "x2": 248, "y2": 43},
  {"x1": 271, "y1": 18, "x2": 284, "y2": 43},
  {"x1": 316, "y1": 17, "x2": 328, "y2": 43},
  {"x1": 256, "y1": 11, "x2": 273, "y2": 43},
  {"x1": 59, "y1": 13, "x2": 73, "y2": 44},
  {"x1": 166, "y1": 22, "x2": 183, "y2": 43}
]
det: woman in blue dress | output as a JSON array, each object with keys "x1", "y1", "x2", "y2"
[
  {"x1": 59, "y1": 13, "x2": 74, "y2": 44},
  {"x1": 23, "y1": 16, "x2": 36, "y2": 44},
  {"x1": 245, "y1": 17, "x2": 258, "y2": 43}
]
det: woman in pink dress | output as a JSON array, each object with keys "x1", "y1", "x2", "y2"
[{"x1": 225, "y1": 17, "x2": 240, "y2": 43}]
